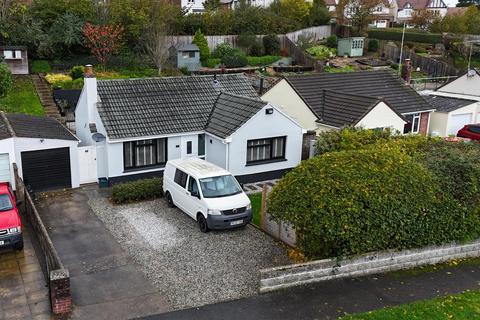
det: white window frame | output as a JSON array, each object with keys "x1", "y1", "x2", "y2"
[{"x1": 412, "y1": 113, "x2": 421, "y2": 133}]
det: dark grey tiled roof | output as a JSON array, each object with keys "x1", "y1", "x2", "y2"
[
  {"x1": 0, "y1": 112, "x2": 77, "y2": 141},
  {"x1": 285, "y1": 70, "x2": 433, "y2": 114},
  {"x1": 97, "y1": 74, "x2": 259, "y2": 140},
  {"x1": 206, "y1": 92, "x2": 267, "y2": 138},
  {"x1": 312, "y1": 90, "x2": 383, "y2": 128},
  {"x1": 424, "y1": 95, "x2": 477, "y2": 113},
  {"x1": 53, "y1": 89, "x2": 81, "y2": 112}
]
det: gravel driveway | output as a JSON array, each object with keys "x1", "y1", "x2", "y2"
[{"x1": 85, "y1": 188, "x2": 290, "y2": 310}]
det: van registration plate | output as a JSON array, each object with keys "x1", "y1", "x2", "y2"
[
  {"x1": 0, "y1": 241, "x2": 4, "y2": 245},
  {"x1": 230, "y1": 220, "x2": 243, "y2": 226}
]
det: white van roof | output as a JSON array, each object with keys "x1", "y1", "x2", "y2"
[{"x1": 168, "y1": 158, "x2": 232, "y2": 179}]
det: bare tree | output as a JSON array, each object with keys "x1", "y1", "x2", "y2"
[{"x1": 336, "y1": 0, "x2": 385, "y2": 35}]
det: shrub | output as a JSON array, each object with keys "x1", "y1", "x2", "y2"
[
  {"x1": 70, "y1": 66, "x2": 85, "y2": 80},
  {"x1": 367, "y1": 29, "x2": 442, "y2": 44},
  {"x1": 415, "y1": 46, "x2": 428, "y2": 54},
  {"x1": 205, "y1": 58, "x2": 221, "y2": 68},
  {"x1": 31, "y1": 60, "x2": 52, "y2": 74},
  {"x1": 306, "y1": 45, "x2": 336, "y2": 59},
  {"x1": 112, "y1": 177, "x2": 163, "y2": 204},
  {"x1": 212, "y1": 43, "x2": 236, "y2": 59},
  {"x1": 326, "y1": 35, "x2": 337, "y2": 48},
  {"x1": 0, "y1": 62, "x2": 12, "y2": 98},
  {"x1": 268, "y1": 146, "x2": 477, "y2": 259},
  {"x1": 249, "y1": 40, "x2": 263, "y2": 56},
  {"x1": 246, "y1": 55, "x2": 281, "y2": 66},
  {"x1": 263, "y1": 34, "x2": 280, "y2": 55},
  {"x1": 368, "y1": 39, "x2": 379, "y2": 52},
  {"x1": 237, "y1": 33, "x2": 257, "y2": 51},
  {"x1": 192, "y1": 30, "x2": 210, "y2": 64},
  {"x1": 221, "y1": 50, "x2": 248, "y2": 68},
  {"x1": 45, "y1": 73, "x2": 73, "y2": 87}
]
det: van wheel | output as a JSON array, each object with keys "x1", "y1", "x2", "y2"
[
  {"x1": 166, "y1": 192, "x2": 175, "y2": 208},
  {"x1": 197, "y1": 214, "x2": 209, "y2": 233}
]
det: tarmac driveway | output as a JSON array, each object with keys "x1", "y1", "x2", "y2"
[{"x1": 85, "y1": 186, "x2": 290, "y2": 310}]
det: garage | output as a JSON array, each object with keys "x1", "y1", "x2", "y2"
[
  {"x1": 448, "y1": 113, "x2": 473, "y2": 136},
  {"x1": 0, "y1": 153, "x2": 11, "y2": 184},
  {"x1": 21, "y1": 148, "x2": 72, "y2": 191}
]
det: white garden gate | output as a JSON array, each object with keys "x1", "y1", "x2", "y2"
[{"x1": 77, "y1": 146, "x2": 97, "y2": 184}]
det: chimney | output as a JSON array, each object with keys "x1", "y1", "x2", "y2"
[
  {"x1": 83, "y1": 64, "x2": 97, "y2": 123},
  {"x1": 401, "y1": 59, "x2": 412, "y2": 84}
]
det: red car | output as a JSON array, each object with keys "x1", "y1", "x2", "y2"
[
  {"x1": 457, "y1": 124, "x2": 480, "y2": 140},
  {"x1": 0, "y1": 182, "x2": 23, "y2": 250}
]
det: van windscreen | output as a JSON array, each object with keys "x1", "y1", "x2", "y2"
[{"x1": 199, "y1": 175, "x2": 242, "y2": 198}]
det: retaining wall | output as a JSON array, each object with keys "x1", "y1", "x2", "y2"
[{"x1": 260, "y1": 239, "x2": 480, "y2": 293}]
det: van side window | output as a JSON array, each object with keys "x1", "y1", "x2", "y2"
[
  {"x1": 174, "y1": 169, "x2": 188, "y2": 188},
  {"x1": 188, "y1": 177, "x2": 199, "y2": 194}
]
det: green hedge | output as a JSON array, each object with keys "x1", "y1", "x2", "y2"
[
  {"x1": 367, "y1": 29, "x2": 443, "y2": 44},
  {"x1": 112, "y1": 177, "x2": 163, "y2": 204},
  {"x1": 269, "y1": 129, "x2": 480, "y2": 259},
  {"x1": 246, "y1": 55, "x2": 281, "y2": 66},
  {"x1": 31, "y1": 60, "x2": 52, "y2": 74}
]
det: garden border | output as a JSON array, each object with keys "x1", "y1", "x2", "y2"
[{"x1": 259, "y1": 239, "x2": 480, "y2": 293}]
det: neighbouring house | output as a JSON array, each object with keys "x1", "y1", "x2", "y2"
[
  {"x1": 0, "y1": 112, "x2": 79, "y2": 191},
  {"x1": 337, "y1": 37, "x2": 365, "y2": 57},
  {"x1": 169, "y1": 43, "x2": 201, "y2": 72},
  {"x1": 262, "y1": 70, "x2": 434, "y2": 135},
  {"x1": 181, "y1": 0, "x2": 274, "y2": 13},
  {"x1": 328, "y1": 0, "x2": 394, "y2": 27},
  {"x1": 393, "y1": 0, "x2": 448, "y2": 24},
  {"x1": 74, "y1": 69, "x2": 304, "y2": 185},
  {"x1": 435, "y1": 69, "x2": 480, "y2": 99},
  {"x1": 425, "y1": 95, "x2": 480, "y2": 137},
  {"x1": 0, "y1": 46, "x2": 28, "y2": 75}
]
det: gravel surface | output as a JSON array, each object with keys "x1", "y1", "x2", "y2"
[{"x1": 85, "y1": 188, "x2": 290, "y2": 310}]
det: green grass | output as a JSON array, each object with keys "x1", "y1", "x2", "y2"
[
  {"x1": 340, "y1": 290, "x2": 480, "y2": 319},
  {"x1": 325, "y1": 65, "x2": 355, "y2": 73},
  {"x1": 31, "y1": 60, "x2": 52, "y2": 74},
  {"x1": 0, "y1": 76, "x2": 44, "y2": 115},
  {"x1": 248, "y1": 193, "x2": 262, "y2": 226},
  {"x1": 246, "y1": 55, "x2": 281, "y2": 66}
]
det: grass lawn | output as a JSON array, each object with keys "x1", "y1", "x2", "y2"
[
  {"x1": 0, "y1": 76, "x2": 44, "y2": 115},
  {"x1": 340, "y1": 290, "x2": 480, "y2": 319},
  {"x1": 248, "y1": 193, "x2": 262, "y2": 227}
]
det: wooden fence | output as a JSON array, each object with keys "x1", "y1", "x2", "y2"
[
  {"x1": 384, "y1": 44, "x2": 460, "y2": 77},
  {"x1": 13, "y1": 163, "x2": 72, "y2": 315}
]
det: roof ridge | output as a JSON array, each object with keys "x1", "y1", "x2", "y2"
[
  {"x1": 97, "y1": 73, "x2": 245, "y2": 83},
  {"x1": 218, "y1": 91, "x2": 266, "y2": 104},
  {"x1": 204, "y1": 93, "x2": 223, "y2": 130},
  {"x1": 0, "y1": 111, "x2": 16, "y2": 137}
]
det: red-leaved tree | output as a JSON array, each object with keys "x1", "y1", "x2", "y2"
[{"x1": 83, "y1": 23, "x2": 124, "y2": 65}]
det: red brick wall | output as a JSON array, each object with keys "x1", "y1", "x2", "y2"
[
  {"x1": 50, "y1": 270, "x2": 72, "y2": 315},
  {"x1": 419, "y1": 112, "x2": 429, "y2": 135}
]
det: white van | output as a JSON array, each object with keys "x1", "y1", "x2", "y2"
[{"x1": 163, "y1": 158, "x2": 252, "y2": 232}]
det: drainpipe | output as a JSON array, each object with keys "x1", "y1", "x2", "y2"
[{"x1": 225, "y1": 142, "x2": 230, "y2": 171}]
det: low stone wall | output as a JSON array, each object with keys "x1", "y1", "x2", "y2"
[
  {"x1": 13, "y1": 164, "x2": 72, "y2": 315},
  {"x1": 259, "y1": 239, "x2": 480, "y2": 293}
]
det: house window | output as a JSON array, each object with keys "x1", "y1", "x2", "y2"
[
  {"x1": 403, "y1": 113, "x2": 421, "y2": 134},
  {"x1": 247, "y1": 136, "x2": 286, "y2": 164},
  {"x1": 182, "y1": 51, "x2": 195, "y2": 59},
  {"x1": 198, "y1": 134, "x2": 205, "y2": 157},
  {"x1": 123, "y1": 138, "x2": 167, "y2": 170},
  {"x1": 3, "y1": 50, "x2": 21, "y2": 59},
  {"x1": 174, "y1": 169, "x2": 188, "y2": 188},
  {"x1": 375, "y1": 5, "x2": 382, "y2": 12},
  {"x1": 186, "y1": 141, "x2": 192, "y2": 154}
]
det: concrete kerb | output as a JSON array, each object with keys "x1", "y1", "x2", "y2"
[{"x1": 259, "y1": 239, "x2": 480, "y2": 293}]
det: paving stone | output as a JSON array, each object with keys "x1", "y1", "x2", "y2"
[
  {"x1": 29, "y1": 300, "x2": 51, "y2": 316},
  {"x1": 21, "y1": 271, "x2": 45, "y2": 284}
]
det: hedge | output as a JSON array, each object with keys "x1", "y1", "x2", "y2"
[
  {"x1": 246, "y1": 55, "x2": 281, "y2": 66},
  {"x1": 367, "y1": 29, "x2": 443, "y2": 44},
  {"x1": 112, "y1": 177, "x2": 163, "y2": 204}
]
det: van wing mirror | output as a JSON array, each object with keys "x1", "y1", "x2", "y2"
[
  {"x1": 16, "y1": 199, "x2": 23, "y2": 206},
  {"x1": 191, "y1": 190, "x2": 201, "y2": 199}
]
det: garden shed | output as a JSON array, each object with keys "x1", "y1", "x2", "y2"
[
  {"x1": 171, "y1": 43, "x2": 201, "y2": 72},
  {"x1": 337, "y1": 37, "x2": 365, "y2": 57},
  {"x1": 0, "y1": 46, "x2": 29, "y2": 74}
]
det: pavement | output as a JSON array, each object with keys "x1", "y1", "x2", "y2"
[
  {"x1": 36, "y1": 188, "x2": 170, "y2": 320},
  {"x1": 0, "y1": 229, "x2": 51, "y2": 320},
  {"x1": 141, "y1": 262, "x2": 480, "y2": 320}
]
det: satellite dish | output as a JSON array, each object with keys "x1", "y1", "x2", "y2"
[
  {"x1": 92, "y1": 132, "x2": 106, "y2": 142},
  {"x1": 467, "y1": 69, "x2": 476, "y2": 77}
]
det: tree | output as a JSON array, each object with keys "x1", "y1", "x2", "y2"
[
  {"x1": 410, "y1": 9, "x2": 439, "y2": 30},
  {"x1": 308, "y1": 0, "x2": 331, "y2": 26},
  {"x1": 336, "y1": 0, "x2": 385, "y2": 35},
  {"x1": 192, "y1": 29, "x2": 210, "y2": 64},
  {"x1": 142, "y1": 0, "x2": 178, "y2": 75},
  {"x1": 0, "y1": 61, "x2": 12, "y2": 98},
  {"x1": 49, "y1": 13, "x2": 84, "y2": 54},
  {"x1": 456, "y1": 0, "x2": 480, "y2": 7},
  {"x1": 83, "y1": 23, "x2": 124, "y2": 65},
  {"x1": 203, "y1": 0, "x2": 221, "y2": 11},
  {"x1": 275, "y1": 0, "x2": 312, "y2": 29}
]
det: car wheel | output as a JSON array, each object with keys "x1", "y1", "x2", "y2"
[
  {"x1": 166, "y1": 192, "x2": 175, "y2": 208},
  {"x1": 14, "y1": 239, "x2": 24, "y2": 251},
  {"x1": 197, "y1": 214, "x2": 209, "y2": 233}
]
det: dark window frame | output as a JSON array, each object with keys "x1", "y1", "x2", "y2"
[
  {"x1": 246, "y1": 136, "x2": 287, "y2": 165},
  {"x1": 123, "y1": 138, "x2": 168, "y2": 171},
  {"x1": 186, "y1": 141, "x2": 192, "y2": 154}
]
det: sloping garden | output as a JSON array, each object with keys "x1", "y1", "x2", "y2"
[{"x1": 268, "y1": 128, "x2": 480, "y2": 260}]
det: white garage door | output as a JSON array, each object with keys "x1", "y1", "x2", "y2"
[
  {"x1": 477, "y1": 112, "x2": 480, "y2": 123},
  {"x1": 448, "y1": 113, "x2": 472, "y2": 136},
  {"x1": 0, "y1": 153, "x2": 11, "y2": 184}
]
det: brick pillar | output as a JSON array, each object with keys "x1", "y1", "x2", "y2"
[
  {"x1": 419, "y1": 112, "x2": 429, "y2": 135},
  {"x1": 50, "y1": 269, "x2": 72, "y2": 315}
]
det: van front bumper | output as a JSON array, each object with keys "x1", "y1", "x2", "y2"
[
  {"x1": 0, "y1": 232, "x2": 23, "y2": 248},
  {"x1": 207, "y1": 209, "x2": 252, "y2": 230}
]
